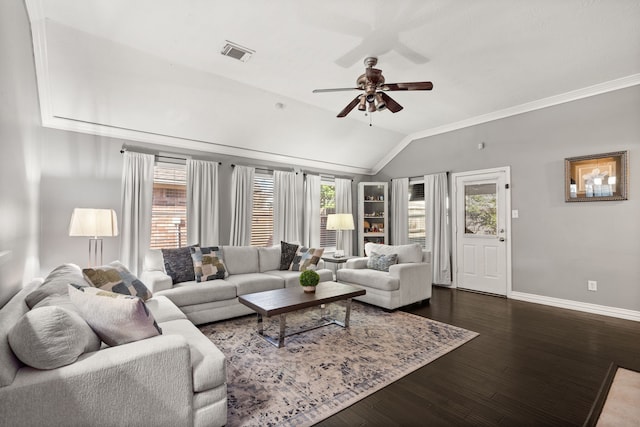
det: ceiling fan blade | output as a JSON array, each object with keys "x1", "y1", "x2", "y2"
[
  {"x1": 382, "y1": 81, "x2": 433, "y2": 91},
  {"x1": 313, "y1": 87, "x2": 361, "y2": 93},
  {"x1": 379, "y1": 92, "x2": 403, "y2": 113},
  {"x1": 337, "y1": 95, "x2": 362, "y2": 118}
]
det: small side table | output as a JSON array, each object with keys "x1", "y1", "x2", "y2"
[{"x1": 321, "y1": 255, "x2": 358, "y2": 280}]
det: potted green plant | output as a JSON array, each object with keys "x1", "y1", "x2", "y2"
[{"x1": 299, "y1": 269, "x2": 320, "y2": 293}]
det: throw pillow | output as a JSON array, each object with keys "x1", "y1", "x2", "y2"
[
  {"x1": 190, "y1": 246, "x2": 228, "y2": 281},
  {"x1": 162, "y1": 245, "x2": 198, "y2": 284},
  {"x1": 25, "y1": 263, "x2": 91, "y2": 309},
  {"x1": 289, "y1": 247, "x2": 325, "y2": 272},
  {"x1": 83, "y1": 261, "x2": 152, "y2": 301},
  {"x1": 279, "y1": 241, "x2": 299, "y2": 270},
  {"x1": 8, "y1": 306, "x2": 101, "y2": 370},
  {"x1": 68, "y1": 284, "x2": 162, "y2": 347},
  {"x1": 367, "y1": 252, "x2": 398, "y2": 272}
]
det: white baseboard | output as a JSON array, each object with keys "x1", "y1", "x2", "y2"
[{"x1": 509, "y1": 291, "x2": 640, "y2": 322}]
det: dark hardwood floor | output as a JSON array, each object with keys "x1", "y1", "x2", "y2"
[{"x1": 318, "y1": 286, "x2": 640, "y2": 426}]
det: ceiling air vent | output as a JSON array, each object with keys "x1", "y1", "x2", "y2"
[{"x1": 220, "y1": 41, "x2": 255, "y2": 62}]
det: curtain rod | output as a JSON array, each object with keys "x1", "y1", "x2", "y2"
[
  {"x1": 391, "y1": 171, "x2": 450, "y2": 181},
  {"x1": 231, "y1": 164, "x2": 298, "y2": 174},
  {"x1": 120, "y1": 147, "x2": 221, "y2": 165}
]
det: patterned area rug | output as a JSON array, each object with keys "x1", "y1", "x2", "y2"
[{"x1": 199, "y1": 302, "x2": 478, "y2": 427}]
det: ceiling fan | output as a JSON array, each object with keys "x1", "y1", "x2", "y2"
[{"x1": 312, "y1": 57, "x2": 433, "y2": 118}]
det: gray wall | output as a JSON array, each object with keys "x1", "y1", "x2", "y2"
[
  {"x1": 374, "y1": 86, "x2": 640, "y2": 311},
  {"x1": 0, "y1": 0, "x2": 43, "y2": 306}
]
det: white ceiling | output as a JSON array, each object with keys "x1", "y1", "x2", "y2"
[{"x1": 27, "y1": 0, "x2": 640, "y2": 174}]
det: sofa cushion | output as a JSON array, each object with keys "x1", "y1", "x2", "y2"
[
  {"x1": 158, "y1": 280, "x2": 237, "y2": 307},
  {"x1": 367, "y1": 252, "x2": 398, "y2": 272},
  {"x1": 258, "y1": 245, "x2": 281, "y2": 272},
  {"x1": 145, "y1": 295, "x2": 188, "y2": 323},
  {"x1": 143, "y1": 249, "x2": 165, "y2": 272},
  {"x1": 68, "y1": 284, "x2": 162, "y2": 347},
  {"x1": 225, "y1": 273, "x2": 283, "y2": 295},
  {"x1": 222, "y1": 246, "x2": 259, "y2": 275},
  {"x1": 190, "y1": 246, "x2": 229, "y2": 281},
  {"x1": 83, "y1": 261, "x2": 153, "y2": 301},
  {"x1": 162, "y1": 246, "x2": 197, "y2": 284},
  {"x1": 337, "y1": 268, "x2": 400, "y2": 292},
  {"x1": 160, "y1": 319, "x2": 226, "y2": 392},
  {"x1": 279, "y1": 241, "x2": 299, "y2": 270},
  {"x1": 365, "y1": 242, "x2": 423, "y2": 264},
  {"x1": 8, "y1": 306, "x2": 101, "y2": 370},
  {"x1": 25, "y1": 264, "x2": 90, "y2": 309},
  {"x1": 289, "y1": 247, "x2": 324, "y2": 271}
]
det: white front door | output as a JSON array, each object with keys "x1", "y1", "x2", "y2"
[{"x1": 452, "y1": 167, "x2": 511, "y2": 296}]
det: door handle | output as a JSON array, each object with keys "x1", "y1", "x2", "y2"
[{"x1": 499, "y1": 237, "x2": 505, "y2": 242}]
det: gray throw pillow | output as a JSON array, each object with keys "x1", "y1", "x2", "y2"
[
  {"x1": 367, "y1": 252, "x2": 398, "y2": 272},
  {"x1": 279, "y1": 241, "x2": 299, "y2": 270},
  {"x1": 8, "y1": 306, "x2": 101, "y2": 370},
  {"x1": 162, "y1": 245, "x2": 198, "y2": 284}
]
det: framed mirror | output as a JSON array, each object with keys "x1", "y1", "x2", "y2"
[{"x1": 565, "y1": 151, "x2": 628, "y2": 202}]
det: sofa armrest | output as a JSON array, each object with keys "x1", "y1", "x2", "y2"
[
  {"x1": 0, "y1": 334, "x2": 193, "y2": 426},
  {"x1": 388, "y1": 262, "x2": 432, "y2": 303},
  {"x1": 345, "y1": 257, "x2": 369, "y2": 269},
  {"x1": 141, "y1": 270, "x2": 174, "y2": 293}
]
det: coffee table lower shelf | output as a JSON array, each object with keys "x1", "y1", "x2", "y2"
[{"x1": 238, "y1": 282, "x2": 366, "y2": 348}]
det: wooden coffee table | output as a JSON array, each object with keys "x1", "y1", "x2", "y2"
[{"x1": 238, "y1": 281, "x2": 365, "y2": 348}]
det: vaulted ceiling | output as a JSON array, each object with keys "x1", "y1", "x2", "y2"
[{"x1": 26, "y1": 0, "x2": 640, "y2": 174}]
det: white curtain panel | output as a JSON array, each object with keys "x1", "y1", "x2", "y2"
[
  {"x1": 425, "y1": 172, "x2": 452, "y2": 285},
  {"x1": 119, "y1": 152, "x2": 154, "y2": 275},
  {"x1": 303, "y1": 174, "x2": 321, "y2": 247},
  {"x1": 229, "y1": 165, "x2": 255, "y2": 246},
  {"x1": 391, "y1": 177, "x2": 409, "y2": 245},
  {"x1": 335, "y1": 178, "x2": 354, "y2": 256},
  {"x1": 273, "y1": 170, "x2": 300, "y2": 244},
  {"x1": 186, "y1": 159, "x2": 219, "y2": 246}
]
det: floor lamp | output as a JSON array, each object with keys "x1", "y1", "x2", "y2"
[
  {"x1": 326, "y1": 213, "x2": 355, "y2": 258},
  {"x1": 69, "y1": 208, "x2": 119, "y2": 267}
]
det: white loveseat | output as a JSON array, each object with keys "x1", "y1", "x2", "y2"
[
  {"x1": 0, "y1": 265, "x2": 227, "y2": 427},
  {"x1": 140, "y1": 245, "x2": 333, "y2": 325},
  {"x1": 336, "y1": 242, "x2": 432, "y2": 310}
]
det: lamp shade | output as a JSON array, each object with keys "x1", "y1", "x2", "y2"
[
  {"x1": 69, "y1": 208, "x2": 119, "y2": 237},
  {"x1": 326, "y1": 213, "x2": 355, "y2": 231}
]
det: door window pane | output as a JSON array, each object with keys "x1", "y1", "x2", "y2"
[{"x1": 464, "y1": 183, "x2": 497, "y2": 235}]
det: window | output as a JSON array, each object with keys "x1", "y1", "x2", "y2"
[
  {"x1": 320, "y1": 181, "x2": 336, "y2": 248},
  {"x1": 250, "y1": 172, "x2": 274, "y2": 247},
  {"x1": 408, "y1": 181, "x2": 426, "y2": 248},
  {"x1": 150, "y1": 163, "x2": 187, "y2": 249}
]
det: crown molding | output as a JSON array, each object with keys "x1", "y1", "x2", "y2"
[{"x1": 371, "y1": 73, "x2": 640, "y2": 175}]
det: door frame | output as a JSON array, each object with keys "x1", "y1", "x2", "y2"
[{"x1": 451, "y1": 166, "x2": 513, "y2": 297}]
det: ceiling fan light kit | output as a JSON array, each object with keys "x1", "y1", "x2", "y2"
[{"x1": 313, "y1": 57, "x2": 433, "y2": 118}]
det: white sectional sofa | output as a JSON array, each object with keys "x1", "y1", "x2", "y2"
[
  {"x1": 140, "y1": 245, "x2": 333, "y2": 325},
  {"x1": 0, "y1": 265, "x2": 226, "y2": 427},
  {"x1": 0, "y1": 245, "x2": 331, "y2": 426},
  {"x1": 336, "y1": 242, "x2": 432, "y2": 310}
]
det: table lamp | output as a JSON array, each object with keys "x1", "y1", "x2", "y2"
[{"x1": 326, "y1": 213, "x2": 354, "y2": 258}]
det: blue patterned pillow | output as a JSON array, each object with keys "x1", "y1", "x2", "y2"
[
  {"x1": 190, "y1": 246, "x2": 228, "y2": 282},
  {"x1": 83, "y1": 261, "x2": 152, "y2": 301},
  {"x1": 367, "y1": 252, "x2": 398, "y2": 272},
  {"x1": 289, "y1": 247, "x2": 324, "y2": 272}
]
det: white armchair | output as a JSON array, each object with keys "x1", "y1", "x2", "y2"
[{"x1": 336, "y1": 243, "x2": 432, "y2": 310}]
